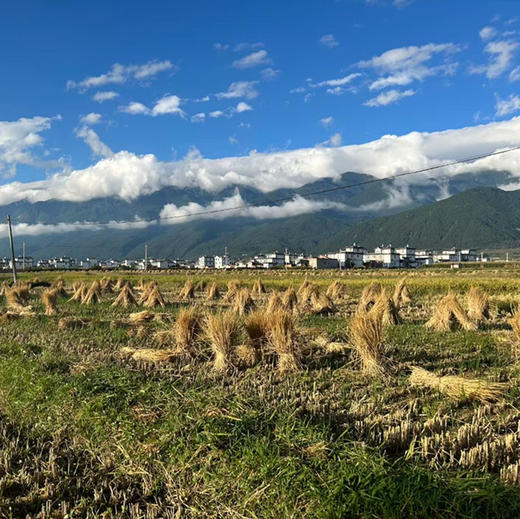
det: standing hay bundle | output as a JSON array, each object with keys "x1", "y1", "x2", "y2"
[
  {"x1": 326, "y1": 280, "x2": 346, "y2": 302},
  {"x1": 136, "y1": 278, "x2": 146, "y2": 291},
  {"x1": 297, "y1": 279, "x2": 312, "y2": 298},
  {"x1": 114, "y1": 278, "x2": 125, "y2": 291},
  {"x1": 245, "y1": 309, "x2": 271, "y2": 347},
  {"x1": 349, "y1": 312, "x2": 388, "y2": 377},
  {"x1": 112, "y1": 282, "x2": 137, "y2": 308},
  {"x1": 50, "y1": 278, "x2": 68, "y2": 298},
  {"x1": 99, "y1": 277, "x2": 114, "y2": 294},
  {"x1": 174, "y1": 306, "x2": 203, "y2": 354},
  {"x1": 137, "y1": 282, "x2": 154, "y2": 305},
  {"x1": 144, "y1": 285, "x2": 166, "y2": 308},
  {"x1": 69, "y1": 282, "x2": 88, "y2": 302},
  {"x1": 195, "y1": 279, "x2": 207, "y2": 292},
  {"x1": 266, "y1": 291, "x2": 284, "y2": 313},
  {"x1": 267, "y1": 310, "x2": 300, "y2": 373},
  {"x1": 310, "y1": 291, "x2": 336, "y2": 315},
  {"x1": 204, "y1": 311, "x2": 242, "y2": 372},
  {"x1": 205, "y1": 282, "x2": 220, "y2": 300},
  {"x1": 359, "y1": 282, "x2": 383, "y2": 312},
  {"x1": 232, "y1": 288, "x2": 256, "y2": 316},
  {"x1": 369, "y1": 289, "x2": 401, "y2": 325},
  {"x1": 466, "y1": 287, "x2": 490, "y2": 323},
  {"x1": 281, "y1": 288, "x2": 298, "y2": 313},
  {"x1": 509, "y1": 308, "x2": 520, "y2": 343},
  {"x1": 392, "y1": 277, "x2": 411, "y2": 308},
  {"x1": 252, "y1": 279, "x2": 266, "y2": 295},
  {"x1": 0, "y1": 280, "x2": 9, "y2": 296},
  {"x1": 409, "y1": 366, "x2": 506, "y2": 403},
  {"x1": 223, "y1": 280, "x2": 240, "y2": 302},
  {"x1": 5, "y1": 284, "x2": 31, "y2": 310},
  {"x1": 82, "y1": 281, "x2": 102, "y2": 305},
  {"x1": 425, "y1": 293, "x2": 477, "y2": 332},
  {"x1": 41, "y1": 288, "x2": 59, "y2": 315},
  {"x1": 179, "y1": 279, "x2": 195, "y2": 300}
]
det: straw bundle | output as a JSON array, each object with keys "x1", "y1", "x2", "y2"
[
  {"x1": 5, "y1": 284, "x2": 31, "y2": 310},
  {"x1": 232, "y1": 288, "x2": 256, "y2": 316},
  {"x1": 392, "y1": 277, "x2": 411, "y2": 308},
  {"x1": 50, "y1": 278, "x2": 68, "y2": 298},
  {"x1": 121, "y1": 347, "x2": 177, "y2": 363},
  {"x1": 326, "y1": 280, "x2": 346, "y2": 301},
  {"x1": 281, "y1": 288, "x2": 298, "y2": 313},
  {"x1": 310, "y1": 291, "x2": 336, "y2": 315},
  {"x1": 204, "y1": 311, "x2": 242, "y2": 372},
  {"x1": 349, "y1": 312, "x2": 387, "y2": 377},
  {"x1": 409, "y1": 366, "x2": 506, "y2": 402},
  {"x1": 252, "y1": 279, "x2": 266, "y2": 295},
  {"x1": 266, "y1": 291, "x2": 284, "y2": 313},
  {"x1": 81, "y1": 281, "x2": 101, "y2": 305},
  {"x1": 143, "y1": 285, "x2": 166, "y2": 308},
  {"x1": 114, "y1": 278, "x2": 125, "y2": 291},
  {"x1": 368, "y1": 289, "x2": 401, "y2": 325},
  {"x1": 173, "y1": 307, "x2": 202, "y2": 354},
  {"x1": 223, "y1": 280, "x2": 240, "y2": 302},
  {"x1": 205, "y1": 282, "x2": 220, "y2": 300},
  {"x1": 129, "y1": 310, "x2": 155, "y2": 324},
  {"x1": 267, "y1": 310, "x2": 300, "y2": 373},
  {"x1": 112, "y1": 282, "x2": 137, "y2": 308},
  {"x1": 100, "y1": 277, "x2": 114, "y2": 294},
  {"x1": 195, "y1": 279, "x2": 207, "y2": 291},
  {"x1": 466, "y1": 287, "x2": 490, "y2": 323},
  {"x1": 359, "y1": 281, "x2": 383, "y2": 312},
  {"x1": 245, "y1": 309, "x2": 271, "y2": 346},
  {"x1": 179, "y1": 279, "x2": 195, "y2": 300},
  {"x1": 69, "y1": 282, "x2": 88, "y2": 302},
  {"x1": 425, "y1": 293, "x2": 477, "y2": 332},
  {"x1": 509, "y1": 308, "x2": 520, "y2": 342},
  {"x1": 297, "y1": 279, "x2": 312, "y2": 297},
  {"x1": 41, "y1": 288, "x2": 59, "y2": 315}
]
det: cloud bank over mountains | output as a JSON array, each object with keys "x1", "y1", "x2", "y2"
[{"x1": 1, "y1": 116, "x2": 520, "y2": 209}]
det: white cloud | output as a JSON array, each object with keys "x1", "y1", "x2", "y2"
[
  {"x1": 479, "y1": 26, "x2": 496, "y2": 41},
  {"x1": 325, "y1": 133, "x2": 342, "y2": 147},
  {"x1": 4, "y1": 117, "x2": 520, "y2": 206},
  {"x1": 364, "y1": 89, "x2": 415, "y2": 106},
  {"x1": 213, "y1": 42, "x2": 230, "y2": 51},
  {"x1": 359, "y1": 43, "x2": 460, "y2": 90},
  {"x1": 0, "y1": 115, "x2": 58, "y2": 177},
  {"x1": 233, "y1": 42, "x2": 264, "y2": 52},
  {"x1": 320, "y1": 116, "x2": 334, "y2": 127},
  {"x1": 209, "y1": 110, "x2": 225, "y2": 118},
  {"x1": 80, "y1": 113, "x2": 102, "y2": 125},
  {"x1": 232, "y1": 50, "x2": 271, "y2": 69},
  {"x1": 510, "y1": 66, "x2": 520, "y2": 82},
  {"x1": 67, "y1": 60, "x2": 175, "y2": 90},
  {"x1": 319, "y1": 34, "x2": 339, "y2": 48},
  {"x1": 75, "y1": 126, "x2": 113, "y2": 158},
  {"x1": 159, "y1": 189, "x2": 345, "y2": 223},
  {"x1": 229, "y1": 136, "x2": 238, "y2": 144},
  {"x1": 261, "y1": 68, "x2": 280, "y2": 81},
  {"x1": 92, "y1": 91, "x2": 119, "y2": 103},
  {"x1": 190, "y1": 112, "x2": 206, "y2": 123},
  {"x1": 470, "y1": 40, "x2": 518, "y2": 78},
  {"x1": 496, "y1": 95, "x2": 520, "y2": 116},
  {"x1": 216, "y1": 81, "x2": 259, "y2": 100},
  {"x1": 304, "y1": 73, "x2": 361, "y2": 95},
  {"x1": 236, "y1": 102, "x2": 252, "y2": 113},
  {"x1": 119, "y1": 95, "x2": 185, "y2": 117}
]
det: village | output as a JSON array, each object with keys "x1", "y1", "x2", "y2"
[{"x1": 0, "y1": 244, "x2": 488, "y2": 271}]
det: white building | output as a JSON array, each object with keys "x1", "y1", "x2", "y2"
[
  {"x1": 254, "y1": 252, "x2": 285, "y2": 269},
  {"x1": 80, "y1": 257, "x2": 99, "y2": 269},
  {"x1": 395, "y1": 245, "x2": 416, "y2": 268},
  {"x1": 309, "y1": 257, "x2": 339, "y2": 270},
  {"x1": 214, "y1": 254, "x2": 230, "y2": 269},
  {"x1": 196, "y1": 256, "x2": 215, "y2": 269},
  {"x1": 328, "y1": 244, "x2": 366, "y2": 268},
  {"x1": 364, "y1": 245, "x2": 401, "y2": 268}
]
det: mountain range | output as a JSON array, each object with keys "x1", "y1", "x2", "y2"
[{"x1": 0, "y1": 170, "x2": 518, "y2": 259}]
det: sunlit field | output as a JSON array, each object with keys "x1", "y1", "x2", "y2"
[{"x1": 2, "y1": 265, "x2": 520, "y2": 518}]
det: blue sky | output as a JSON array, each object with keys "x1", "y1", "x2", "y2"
[{"x1": 1, "y1": 0, "x2": 520, "y2": 215}]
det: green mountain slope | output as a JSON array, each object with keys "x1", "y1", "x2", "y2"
[{"x1": 324, "y1": 187, "x2": 520, "y2": 250}]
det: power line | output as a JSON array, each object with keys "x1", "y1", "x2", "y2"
[{"x1": 11, "y1": 144, "x2": 520, "y2": 227}]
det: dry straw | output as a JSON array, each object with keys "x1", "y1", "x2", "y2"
[
  {"x1": 114, "y1": 278, "x2": 125, "y2": 291},
  {"x1": 466, "y1": 286, "x2": 490, "y2": 323},
  {"x1": 100, "y1": 277, "x2": 114, "y2": 294},
  {"x1": 245, "y1": 309, "x2": 271, "y2": 346},
  {"x1": 41, "y1": 288, "x2": 59, "y2": 315},
  {"x1": 359, "y1": 281, "x2": 383, "y2": 312},
  {"x1": 204, "y1": 311, "x2": 242, "y2": 372},
  {"x1": 266, "y1": 291, "x2": 284, "y2": 313},
  {"x1": 267, "y1": 309, "x2": 300, "y2": 373},
  {"x1": 129, "y1": 310, "x2": 155, "y2": 324},
  {"x1": 205, "y1": 282, "x2": 220, "y2": 300},
  {"x1": 5, "y1": 284, "x2": 31, "y2": 310},
  {"x1": 121, "y1": 347, "x2": 176, "y2": 363},
  {"x1": 326, "y1": 280, "x2": 346, "y2": 301},
  {"x1": 232, "y1": 288, "x2": 256, "y2": 316},
  {"x1": 69, "y1": 282, "x2": 88, "y2": 302},
  {"x1": 409, "y1": 366, "x2": 506, "y2": 402},
  {"x1": 310, "y1": 290, "x2": 335, "y2": 315},
  {"x1": 195, "y1": 279, "x2": 207, "y2": 292},
  {"x1": 179, "y1": 279, "x2": 195, "y2": 300},
  {"x1": 252, "y1": 279, "x2": 266, "y2": 295},
  {"x1": 82, "y1": 281, "x2": 102, "y2": 305},
  {"x1": 50, "y1": 277, "x2": 68, "y2": 298},
  {"x1": 392, "y1": 277, "x2": 411, "y2": 308},
  {"x1": 425, "y1": 293, "x2": 477, "y2": 332},
  {"x1": 349, "y1": 312, "x2": 388, "y2": 377},
  {"x1": 112, "y1": 282, "x2": 137, "y2": 308},
  {"x1": 281, "y1": 288, "x2": 298, "y2": 313},
  {"x1": 368, "y1": 289, "x2": 400, "y2": 325},
  {"x1": 509, "y1": 307, "x2": 520, "y2": 344},
  {"x1": 143, "y1": 285, "x2": 166, "y2": 308},
  {"x1": 174, "y1": 307, "x2": 202, "y2": 354},
  {"x1": 223, "y1": 280, "x2": 240, "y2": 302}
]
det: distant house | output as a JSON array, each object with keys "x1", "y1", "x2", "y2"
[
  {"x1": 395, "y1": 245, "x2": 416, "y2": 268},
  {"x1": 363, "y1": 246, "x2": 400, "y2": 268},
  {"x1": 196, "y1": 256, "x2": 215, "y2": 269},
  {"x1": 253, "y1": 252, "x2": 285, "y2": 269},
  {"x1": 328, "y1": 243, "x2": 366, "y2": 268},
  {"x1": 308, "y1": 257, "x2": 339, "y2": 270},
  {"x1": 214, "y1": 255, "x2": 230, "y2": 269}
]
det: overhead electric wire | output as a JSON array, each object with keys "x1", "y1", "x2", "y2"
[{"x1": 10, "y1": 144, "x2": 520, "y2": 227}]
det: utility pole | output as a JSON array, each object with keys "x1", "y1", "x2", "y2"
[
  {"x1": 22, "y1": 241, "x2": 26, "y2": 271},
  {"x1": 7, "y1": 215, "x2": 17, "y2": 283},
  {"x1": 144, "y1": 244, "x2": 148, "y2": 271}
]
